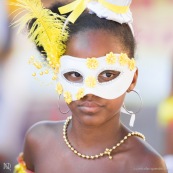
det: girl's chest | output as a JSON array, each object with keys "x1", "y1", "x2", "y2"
[{"x1": 34, "y1": 151, "x2": 136, "y2": 173}]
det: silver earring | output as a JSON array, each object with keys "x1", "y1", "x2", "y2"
[
  {"x1": 121, "y1": 90, "x2": 142, "y2": 127},
  {"x1": 57, "y1": 94, "x2": 70, "y2": 114}
]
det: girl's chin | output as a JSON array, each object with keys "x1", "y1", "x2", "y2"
[{"x1": 75, "y1": 113, "x2": 107, "y2": 127}]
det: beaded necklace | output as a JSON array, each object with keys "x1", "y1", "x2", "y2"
[{"x1": 63, "y1": 116, "x2": 145, "y2": 160}]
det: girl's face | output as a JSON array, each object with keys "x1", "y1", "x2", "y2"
[{"x1": 65, "y1": 29, "x2": 138, "y2": 126}]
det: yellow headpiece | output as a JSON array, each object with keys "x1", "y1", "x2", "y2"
[
  {"x1": 11, "y1": 0, "x2": 69, "y2": 71},
  {"x1": 59, "y1": 0, "x2": 130, "y2": 23},
  {"x1": 11, "y1": 0, "x2": 133, "y2": 79}
]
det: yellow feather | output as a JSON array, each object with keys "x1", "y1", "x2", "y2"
[{"x1": 11, "y1": 0, "x2": 69, "y2": 69}]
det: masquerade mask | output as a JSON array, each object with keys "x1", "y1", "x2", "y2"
[{"x1": 56, "y1": 52, "x2": 136, "y2": 104}]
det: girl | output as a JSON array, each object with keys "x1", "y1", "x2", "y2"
[{"x1": 13, "y1": 0, "x2": 167, "y2": 172}]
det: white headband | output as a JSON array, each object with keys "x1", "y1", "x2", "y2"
[
  {"x1": 87, "y1": 0, "x2": 133, "y2": 24},
  {"x1": 59, "y1": 0, "x2": 134, "y2": 34},
  {"x1": 87, "y1": 0, "x2": 134, "y2": 34}
]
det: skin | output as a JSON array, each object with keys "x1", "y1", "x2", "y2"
[
  {"x1": 165, "y1": 61, "x2": 173, "y2": 155},
  {"x1": 165, "y1": 121, "x2": 173, "y2": 154},
  {"x1": 23, "y1": 30, "x2": 167, "y2": 173}
]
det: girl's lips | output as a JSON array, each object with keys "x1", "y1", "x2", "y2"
[
  {"x1": 78, "y1": 101, "x2": 103, "y2": 113},
  {"x1": 80, "y1": 101, "x2": 101, "y2": 107}
]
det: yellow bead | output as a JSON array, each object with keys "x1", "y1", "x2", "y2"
[
  {"x1": 30, "y1": 56, "x2": 34, "y2": 60},
  {"x1": 91, "y1": 156, "x2": 94, "y2": 159},
  {"x1": 109, "y1": 156, "x2": 113, "y2": 159},
  {"x1": 32, "y1": 73, "x2": 36, "y2": 77},
  {"x1": 52, "y1": 75, "x2": 57, "y2": 80},
  {"x1": 52, "y1": 64, "x2": 55, "y2": 68},
  {"x1": 77, "y1": 153, "x2": 81, "y2": 156},
  {"x1": 44, "y1": 70, "x2": 49, "y2": 74},
  {"x1": 40, "y1": 72, "x2": 44, "y2": 75},
  {"x1": 37, "y1": 65, "x2": 42, "y2": 69}
]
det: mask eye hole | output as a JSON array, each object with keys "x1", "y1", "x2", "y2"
[
  {"x1": 64, "y1": 71, "x2": 83, "y2": 83},
  {"x1": 98, "y1": 70, "x2": 121, "y2": 83}
]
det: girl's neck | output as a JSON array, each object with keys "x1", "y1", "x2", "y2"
[{"x1": 67, "y1": 115, "x2": 125, "y2": 154}]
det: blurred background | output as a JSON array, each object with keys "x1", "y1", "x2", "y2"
[{"x1": 0, "y1": 0, "x2": 173, "y2": 172}]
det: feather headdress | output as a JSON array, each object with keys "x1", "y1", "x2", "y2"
[{"x1": 11, "y1": 0, "x2": 69, "y2": 70}]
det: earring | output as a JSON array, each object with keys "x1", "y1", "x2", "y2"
[
  {"x1": 121, "y1": 90, "x2": 142, "y2": 127},
  {"x1": 57, "y1": 94, "x2": 70, "y2": 114}
]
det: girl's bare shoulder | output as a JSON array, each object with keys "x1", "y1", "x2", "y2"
[
  {"x1": 126, "y1": 134, "x2": 168, "y2": 173},
  {"x1": 23, "y1": 120, "x2": 65, "y2": 171},
  {"x1": 25, "y1": 120, "x2": 65, "y2": 139}
]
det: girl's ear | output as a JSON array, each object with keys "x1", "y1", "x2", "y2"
[{"x1": 127, "y1": 68, "x2": 138, "y2": 93}]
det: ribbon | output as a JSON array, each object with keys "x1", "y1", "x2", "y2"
[{"x1": 58, "y1": 0, "x2": 129, "y2": 23}]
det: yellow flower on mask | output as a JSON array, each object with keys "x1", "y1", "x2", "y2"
[
  {"x1": 85, "y1": 76, "x2": 97, "y2": 88},
  {"x1": 86, "y1": 58, "x2": 99, "y2": 69},
  {"x1": 119, "y1": 53, "x2": 129, "y2": 66},
  {"x1": 56, "y1": 83, "x2": 63, "y2": 94},
  {"x1": 64, "y1": 91, "x2": 72, "y2": 104},
  {"x1": 106, "y1": 52, "x2": 116, "y2": 64},
  {"x1": 76, "y1": 88, "x2": 85, "y2": 100},
  {"x1": 128, "y1": 58, "x2": 136, "y2": 71}
]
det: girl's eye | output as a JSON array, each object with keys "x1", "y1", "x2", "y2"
[
  {"x1": 98, "y1": 70, "x2": 120, "y2": 83},
  {"x1": 64, "y1": 71, "x2": 83, "y2": 83},
  {"x1": 71, "y1": 72, "x2": 81, "y2": 77},
  {"x1": 103, "y1": 72, "x2": 114, "y2": 78}
]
